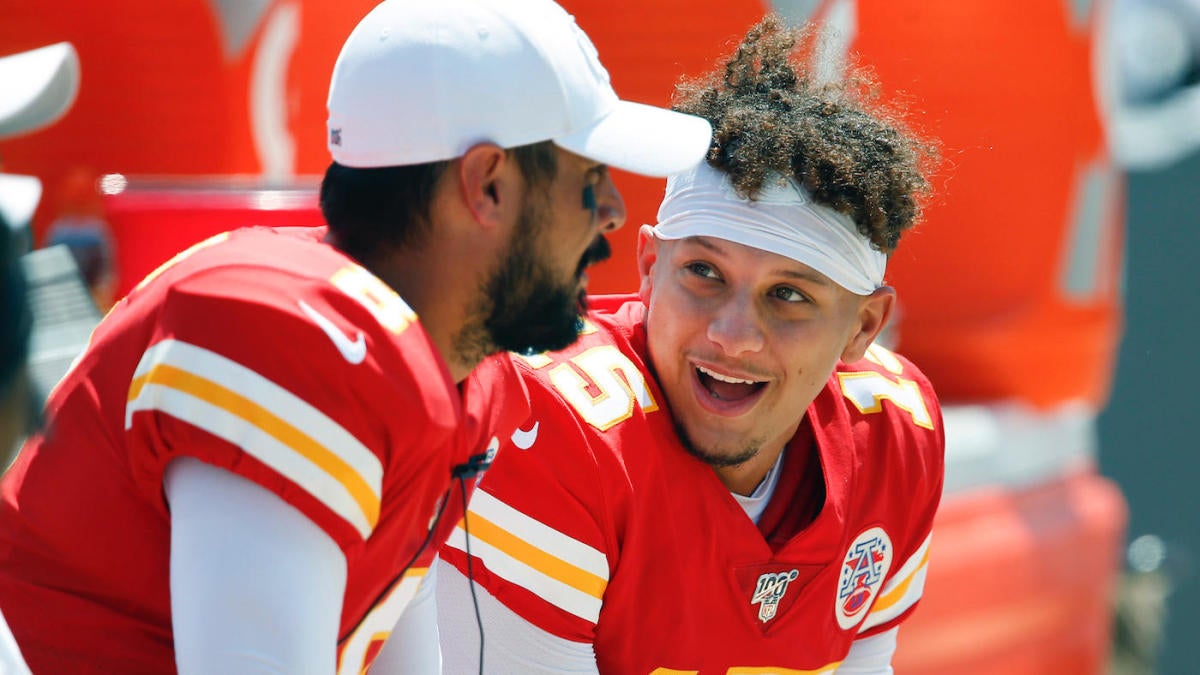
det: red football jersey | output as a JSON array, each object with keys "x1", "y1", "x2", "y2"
[
  {"x1": 0, "y1": 226, "x2": 528, "y2": 674},
  {"x1": 442, "y1": 296, "x2": 944, "y2": 674}
]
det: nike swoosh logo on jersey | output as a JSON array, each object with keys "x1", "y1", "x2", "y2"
[
  {"x1": 298, "y1": 300, "x2": 367, "y2": 365},
  {"x1": 511, "y1": 421, "x2": 539, "y2": 450}
]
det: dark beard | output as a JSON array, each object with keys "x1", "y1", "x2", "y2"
[
  {"x1": 673, "y1": 416, "x2": 761, "y2": 468},
  {"x1": 455, "y1": 197, "x2": 611, "y2": 362},
  {"x1": 643, "y1": 312, "x2": 761, "y2": 469}
]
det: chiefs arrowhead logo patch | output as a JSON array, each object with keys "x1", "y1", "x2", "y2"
[{"x1": 835, "y1": 526, "x2": 892, "y2": 630}]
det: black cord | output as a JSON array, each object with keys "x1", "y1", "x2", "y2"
[
  {"x1": 338, "y1": 484, "x2": 454, "y2": 644},
  {"x1": 458, "y1": 476, "x2": 486, "y2": 675},
  {"x1": 338, "y1": 465, "x2": 488, "y2": 674}
]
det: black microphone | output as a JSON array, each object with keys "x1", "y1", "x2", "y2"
[{"x1": 451, "y1": 450, "x2": 493, "y2": 480}]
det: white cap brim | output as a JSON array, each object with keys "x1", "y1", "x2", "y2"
[
  {"x1": 554, "y1": 101, "x2": 712, "y2": 178},
  {"x1": 0, "y1": 174, "x2": 43, "y2": 230},
  {"x1": 0, "y1": 43, "x2": 81, "y2": 140}
]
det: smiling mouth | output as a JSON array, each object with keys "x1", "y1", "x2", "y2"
[{"x1": 695, "y1": 365, "x2": 767, "y2": 402}]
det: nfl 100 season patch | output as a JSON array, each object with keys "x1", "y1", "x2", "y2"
[
  {"x1": 734, "y1": 562, "x2": 824, "y2": 632},
  {"x1": 751, "y1": 569, "x2": 800, "y2": 623}
]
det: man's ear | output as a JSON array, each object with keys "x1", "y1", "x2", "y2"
[
  {"x1": 840, "y1": 286, "x2": 896, "y2": 364},
  {"x1": 636, "y1": 225, "x2": 660, "y2": 303},
  {"x1": 457, "y1": 143, "x2": 513, "y2": 228}
]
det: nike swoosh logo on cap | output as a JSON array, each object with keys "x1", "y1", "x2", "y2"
[
  {"x1": 511, "y1": 421, "x2": 539, "y2": 450},
  {"x1": 298, "y1": 300, "x2": 367, "y2": 365}
]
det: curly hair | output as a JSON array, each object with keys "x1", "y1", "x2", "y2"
[{"x1": 673, "y1": 15, "x2": 934, "y2": 253}]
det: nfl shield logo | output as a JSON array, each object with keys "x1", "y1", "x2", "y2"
[{"x1": 750, "y1": 569, "x2": 800, "y2": 623}]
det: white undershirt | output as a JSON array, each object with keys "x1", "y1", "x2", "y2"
[
  {"x1": 0, "y1": 610, "x2": 31, "y2": 675},
  {"x1": 165, "y1": 457, "x2": 440, "y2": 674},
  {"x1": 731, "y1": 448, "x2": 787, "y2": 523}
]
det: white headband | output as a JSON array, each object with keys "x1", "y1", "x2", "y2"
[{"x1": 653, "y1": 162, "x2": 886, "y2": 295}]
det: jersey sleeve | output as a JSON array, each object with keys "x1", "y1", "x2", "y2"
[
  {"x1": 851, "y1": 346, "x2": 946, "y2": 638},
  {"x1": 840, "y1": 627, "x2": 899, "y2": 674},
  {"x1": 436, "y1": 559, "x2": 600, "y2": 674},
  {"x1": 124, "y1": 265, "x2": 449, "y2": 554},
  {"x1": 439, "y1": 371, "x2": 614, "y2": 644}
]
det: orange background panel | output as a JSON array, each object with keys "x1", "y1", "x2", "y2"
[
  {"x1": 848, "y1": 2, "x2": 1123, "y2": 409},
  {"x1": 0, "y1": 0, "x2": 377, "y2": 234},
  {"x1": 895, "y1": 471, "x2": 1127, "y2": 674}
]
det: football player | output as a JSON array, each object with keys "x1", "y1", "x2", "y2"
[
  {"x1": 0, "y1": 39, "x2": 81, "y2": 675},
  {"x1": 0, "y1": 210, "x2": 31, "y2": 675},
  {"x1": 438, "y1": 16, "x2": 944, "y2": 674},
  {"x1": 0, "y1": 1, "x2": 710, "y2": 672}
]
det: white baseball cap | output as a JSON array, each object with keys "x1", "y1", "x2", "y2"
[
  {"x1": 0, "y1": 42, "x2": 80, "y2": 231},
  {"x1": 0, "y1": 42, "x2": 80, "y2": 140},
  {"x1": 326, "y1": 0, "x2": 712, "y2": 177},
  {"x1": 0, "y1": 175, "x2": 42, "y2": 232}
]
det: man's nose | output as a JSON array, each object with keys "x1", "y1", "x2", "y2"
[
  {"x1": 593, "y1": 174, "x2": 626, "y2": 234},
  {"x1": 706, "y1": 294, "x2": 766, "y2": 356}
]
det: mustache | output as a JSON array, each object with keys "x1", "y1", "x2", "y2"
[{"x1": 580, "y1": 235, "x2": 612, "y2": 269}]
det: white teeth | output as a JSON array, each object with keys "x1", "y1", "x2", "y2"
[{"x1": 696, "y1": 365, "x2": 758, "y2": 385}]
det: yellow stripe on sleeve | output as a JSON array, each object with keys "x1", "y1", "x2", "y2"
[
  {"x1": 129, "y1": 364, "x2": 379, "y2": 529},
  {"x1": 127, "y1": 339, "x2": 383, "y2": 539},
  {"x1": 462, "y1": 513, "x2": 608, "y2": 599}
]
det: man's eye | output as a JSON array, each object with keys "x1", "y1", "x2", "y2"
[
  {"x1": 586, "y1": 165, "x2": 608, "y2": 185},
  {"x1": 687, "y1": 262, "x2": 718, "y2": 279},
  {"x1": 772, "y1": 286, "x2": 808, "y2": 303}
]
